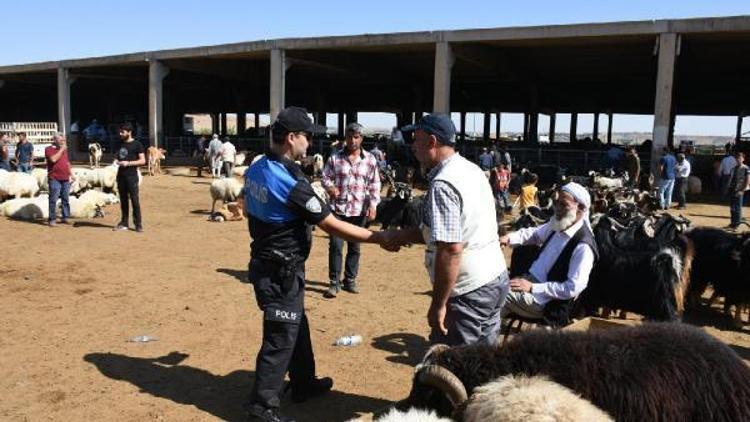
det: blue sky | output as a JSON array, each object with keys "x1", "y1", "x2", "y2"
[{"x1": 3, "y1": 1, "x2": 749, "y2": 136}]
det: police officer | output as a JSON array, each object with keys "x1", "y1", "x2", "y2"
[{"x1": 244, "y1": 106, "x2": 391, "y2": 422}]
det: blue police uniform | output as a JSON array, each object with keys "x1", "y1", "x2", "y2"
[{"x1": 244, "y1": 152, "x2": 330, "y2": 417}]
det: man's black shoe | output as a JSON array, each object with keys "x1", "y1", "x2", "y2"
[
  {"x1": 290, "y1": 377, "x2": 333, "y2": 403},
  {"x1": 248, "y1": 408, "x2": 296, "y2": 422}
]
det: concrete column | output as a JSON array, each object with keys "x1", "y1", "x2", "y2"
[
  {"x1": 652, "y1": 33, "x2": 678, "y2": 175},
  {"x1": 57, "y1": 67, "x2": 72, "y2": 137},
  {"x1": 346, "y1": 110, "x2": 357, "y2": 126},
  {"x1": 254, "y1": 113, "x2": 260, "y2": 132},
  {"x1": 337, "y1": 113, "x2": 344, "y2": 138},
  {"x1": 433, "y1": 42, "x2": 454, "y2": 113},
  {"x1": 593, "y1": 112, "x2": 600, "y2": 141},
  {"x1": 237, "y1": 112, "x2": 246, "y2": 135},
  {"x1": 570, "y1": 113, "x2": 578, "y2": 143},
  {"x1": 460, "y1": 111, "x2": 466, "y2": 142},
  {"x1": 211, "y1": 113, "x2": 219, "y2": 134},
  {"x1": 483, "y1": 112, "x2": 491, "y2": 141},
  {"x1": 523, "y1": 113, "x2": 530, "y2": 141},
  {"x1": 607, "y1": 112, "x2": 613, "y2": 144},
  {"x1": 495, "y1": 113, "x2": 501, "y2": 140},
  {"x1": 549, "y1": 113, "x2": 556, "y2": 143},
  {"x1": 270, "y1": 48, "x2": 288, "y2": 122},
  {"x1": 148, "y1": 59, "x2": 169, "y2": 148},
  {"x1": 529, "y1": 112, "x2": 539, "y2": 143},
  {"x1": 315, "y1": 112, "x2": 327, "y2": 127},
  {"x1": 736, "y1": 114, "x2": 744, "y2": 142},
  {"x1": 220, "y1": 113, "x2": 227, "y2": 136}
]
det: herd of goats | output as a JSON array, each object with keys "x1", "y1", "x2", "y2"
[{"x1": 363, "y1": 166, "x2": 750, "y2": 422}]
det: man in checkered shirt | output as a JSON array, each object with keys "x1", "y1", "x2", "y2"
[
  {"x1": 321, "y1": 122, "x2": 381, "y2": 297},
  {"x1": 380, "y1": 114, "x2": 508, "y2": 346}
]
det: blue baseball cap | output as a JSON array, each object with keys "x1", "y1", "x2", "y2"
[{"x1": 402, "y1": 113, "x2": 456, "y2": 145}]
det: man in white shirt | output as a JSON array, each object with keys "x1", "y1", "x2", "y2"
[
  {"x1": 719, "y1": 147, "x2": 738, "y2": 195},
  {"x1": 499, "y1": 182, "x2": 598, "y2": 321},
  {"x1": 220, "y1": 137, "x2": 237, "y2": 177},
  {"x1": 207, "y1": 134, "x2": 223, "y2": 178},
  {"x1": 675, "y1": 152, "x2": 691, "y2": 209}
]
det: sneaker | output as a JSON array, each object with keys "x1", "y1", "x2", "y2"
[
  {"x1": 47, "y1": 221, "x2": 57, "y2": 227},
  {"x1": 323, "y1": 282, "x2": 340, "y2": 298},
  {"x1": 247, "y1": 408, "x2": 296, "y2": 422},
  {"x1": 342, "y1": 279, "x2": 360, "y2": 294},
  {"x1": 113, "y1": 223, "x2": 129, "y2": 232},
  {"x1": 135, "y1": 226, "x2": 144, "y2": 233},
  {"x1": 290, "y1": 377, "x2": 333, "y2": 403}
]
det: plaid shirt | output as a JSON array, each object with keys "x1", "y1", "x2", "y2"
[
  {"x1": 322, "y1": 148, "x2": 381, "y2": 216},
  {"x1": 423, "y1": 153, "x2": 462, "y2": 243}
]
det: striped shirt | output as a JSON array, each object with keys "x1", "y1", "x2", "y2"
[
  {"x1": 423, "y1": 153, "x2": 462, "y2": 243},
  {"x1": 322, "y1": 148, "x2": 381, "y2": 216}
]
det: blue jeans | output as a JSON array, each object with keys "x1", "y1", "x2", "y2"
[
  {"x1": 730, "y1": 195, "x2": 744, "y2": 227},
  {"x1": 18, "y1": 162, "x2": 32, "y2": 174},
  {"x1": 49, "y1": 179, "x2": 70, "y2": 222},
  {"x1": 494, "y1": 190, "x2": 510, "y2": 210},
  {"x1": 658, "y1": 178, "x2": 675, "y2": 209},
  {"x1": 328, "y1": 214, "x2": 367, "y2": 283}
]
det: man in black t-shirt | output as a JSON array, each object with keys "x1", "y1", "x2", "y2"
[{"x1": 113, "y1": 123, "x2": 146, "y2": 232}]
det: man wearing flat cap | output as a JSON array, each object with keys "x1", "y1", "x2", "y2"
[
  {"x1": 381, "y1": 113, "x2": 509, "y2": 347},
  {"x1": 244, "y1": 107, "x2": 392, "y2": 422},
  {"x1": 499, "y1": 182, "x2": 599, "y2": 321}
]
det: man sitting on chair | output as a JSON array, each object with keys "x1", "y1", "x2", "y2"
[{"x1": 499, "y1": 182, "x2": 598, "y2": 321}]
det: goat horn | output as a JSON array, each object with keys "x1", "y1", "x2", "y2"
[
  {"x1": 421, "y1": 344, "x2": 450, "y2": 363},
  {"x1": 417, "y1": 365, "x2": 468, "y2": 409}
]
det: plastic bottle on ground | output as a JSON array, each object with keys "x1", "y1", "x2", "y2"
[{"x1": 334, "y1": 335, "x2": 362, "y2": 346}]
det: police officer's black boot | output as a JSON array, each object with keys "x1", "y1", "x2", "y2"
[
  {"x1": 323, "y1": 281, "x2": 340, "y2": 298},
  {"x1": 289, "y1": 376, "x2": 334, "y2": 403},
  {"x1": 248, "y1": 407, "x2": 296, "y2": 422}
]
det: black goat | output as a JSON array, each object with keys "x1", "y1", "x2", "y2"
[
  {"x1": 686, "y1": 227, "x2": 750, "y2": 324},
  {"x1": 403, "y1": 323, "x2": 750, "y2": 422},
  {"x1": 576, "y1": 215, "x2": 693, "y2": 321},
  {"x1": 371, "y1": 183, "x2": 422, "y2": 230}
]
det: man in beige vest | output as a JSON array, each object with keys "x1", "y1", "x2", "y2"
[{"x1": 381, "y1": 114, "x2": 509, "y2": 346}]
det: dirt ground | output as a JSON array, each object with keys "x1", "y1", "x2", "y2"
[{"x1": 2, "y1": 171, "x2": 749, "y2": 422}]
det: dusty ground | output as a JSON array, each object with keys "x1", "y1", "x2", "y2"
[{"x1": 1, "y1": 171, "x2": 749, "y2": 422}]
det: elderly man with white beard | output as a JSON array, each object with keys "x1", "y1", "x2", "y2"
[{"x1": 499, "y1": 182, "x2": 599, "y2": 320}]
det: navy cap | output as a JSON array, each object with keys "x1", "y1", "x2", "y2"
[
  {"x1": 402, "y1": 113, "x2": 456, "y2": 145},
  {"x1": 272, "y1": 106, "x2": 327, "y2": 134}
]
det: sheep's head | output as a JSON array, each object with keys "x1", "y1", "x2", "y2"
[{"x1": 400, "y1": 344, "x2": 468, "y2": 419}]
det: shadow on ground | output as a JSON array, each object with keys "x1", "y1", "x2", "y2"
[
  {"x1": 216, "y1": 268, "x2": 249, "y2": 284},
  {"x1": 371, "y1": 333, "x2": 430, "y2": 367},
  {"x1": 84, "y1": 351, "x2": 391, "y2": 422}
]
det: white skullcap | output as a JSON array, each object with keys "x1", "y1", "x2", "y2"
[
  {"x1": 561, "y1": 182, "x2": 591, "y2": 210},
  {"x1": 561, "y1": 182, "x2": 593, "y2": 233}
]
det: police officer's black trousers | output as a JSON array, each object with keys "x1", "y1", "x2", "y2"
[{"x1": 248, "y1": 259, "x2": 315, "y2": 413}]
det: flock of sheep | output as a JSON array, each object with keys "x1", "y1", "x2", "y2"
[{"x1": 0, "y1": 164, "x2": 132, "y2": 220}]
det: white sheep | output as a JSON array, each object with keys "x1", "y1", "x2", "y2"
[
  {"x1": 310, "y1": 180, "x2": 329, "y2": 204},
  {"x1": 0, "y1": 170, "x2": 40, "y2": 200},
  {"x1": 462, "y1": 374, "x2": 613, "y2": 422},
  {"x1": 251, "y1": 154, "x2": 265, "y2": 165},
  {"x1": 0, "y1": 195, "x2": 49, "y2": 220},
  {"x1": 85, "y1": 164, "x2": 119, "y2": 191},
  {"x1": 312, "y1": 153, "x2": 324, "y2": 177},
  {"x1": 234, "y1": 152, "x2": 246, "y2": 166},
  {"x1": 351, "y1": 407, "x2": 451, "y2": 422},
  {"x1": 209, "y1": 177, "x2": 244, "y2": 215},
  {"x1": 78, "y1": 189, "x2": 119, "y2": 206},
  {"x1": 32, "y1": 168, "x2": 49, "y2": 192},
  {"x1": 232, "y1": 165, "x2": 249, "y2": 177},
  {"x1": 67, "y1": 196, "x2": 103, "y2": 219}
]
